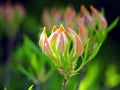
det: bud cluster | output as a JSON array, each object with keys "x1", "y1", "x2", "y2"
[
  {"x1": 39, "y1": 5, "x2": 119, "y2": 78},
  {"x1": 0, "y1": 1, "x2": 25, "y2": 38},
  {"x1": 39, "y1": 24, "x2": 84, "y2": 78}
]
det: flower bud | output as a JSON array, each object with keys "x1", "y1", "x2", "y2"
[
  {"x1": 79, "y1": 24, "x2": 88, "y2": 43},
  {"x1": 90, "y1": 5, "x2": 107, "y2": 29},
  {"x1": 81, "y1": 5, "x2": 94, "y2": 26},
  {"x1": 57, "y1": 31, "x2": 68, "y2": 56},
  {"x1": 42, "y1": 9, "x2": 52, "y2": 29},
  {"x1": 39, "y1": 24, "x2": 84, "y2": 78},
  {"x1": 5, "y1": 1, "x2": 13, "y2": 22}
]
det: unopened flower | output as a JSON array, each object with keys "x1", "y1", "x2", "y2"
[
  {"x1": 79, "y1": 23, "x2": 88, "y2": 43},
  {"x1": 5, "y1": 1, "x2": 13, "y2": 22},
  {"x1": 39, "y1": 24, "x2": 85, "y2": 78},
  {"x1": 14, "y1": 3, "x2": 25, "y2": 18},
  {"x1": 0, "y1": 1, "x2": 25, "y2": 38},
  {"x1": 90, "y1": 5, "x2": 107, "y2": 30},
  {"x1": 63, "y1": 6, "x2": 76, "y2": 28},
  {"x1": 51, "y1": 7, "x2": 62, "y2": 23},
  {"x1": 80, "y1": 5, "x2": 95, "y2": 27},
  {"x1": 42, "y1": 9, "x2": 52, "y2": 29}
]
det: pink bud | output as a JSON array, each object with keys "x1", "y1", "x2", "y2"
[
  {"x1": 63, "y1": 6, "x2": 76, "y2": 28},
  {"x1": 43, "y1": 38, "x2": 60, "y2": 65},
  {"x1": 43, "y1": 38, "x2": 52, "y2": 57},
  {"x1": 42, "y1": 8, "x2": 52, "y2": 29},
  {"x1": 79, "y1": 24, "x2": 88, "y2": 43},
  {"x1": 67, "y1": 28, "x2": 83, "y2": 56},
  {"x1": 5, "y1": 1, "x2": 14, "y2": 22},
  {"x1": 51, "y1": 7, "x2": 61, "y2": 23},
  {"x1": 75, "y1": 34, "x2": 83, "y2": 56},
  {"x1": 57, "y1": 32, "x2": 68, "y2": 55},
  {"x1": 49, "y1": 24, "x2": 65, "y2": 44},
  {"x1": 81, "y1": 5, "x2": 95, "y2": 26},
  {"x1": 90, "y1": 5, "x2": 107, "y2": 29},
  {"x1": 14, "y1": 3, "x2": 25, "y2": 17}
]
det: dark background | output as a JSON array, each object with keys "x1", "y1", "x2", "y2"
[
  {"x1": 0, "y1": 0, "x2": 120, "y2": 90},
  {"x1": 0, "y1": 0, "x2": 119, "y2": 41}
]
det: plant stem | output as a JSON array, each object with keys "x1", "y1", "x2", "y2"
[
  {"x1": 36, "y1": 82, "x2": 40, "y2": 90},
  {"x1": 76, "y1": 66, "x2": 86, "y2": 90},
  {"x1": 62, "y1": 78, "x2": 67, "y2": 90},
  {"x1": 4, "y1": 38, "x2": 14, "y2": 87}
]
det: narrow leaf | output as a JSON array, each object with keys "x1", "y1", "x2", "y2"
[
  {"x1": 4, "y1": 87, "x2": 7, "y2": 90},
  {"x1": 106, "y1": 17, "x2": 119, "y2": 33},
  {"x1": 28, "y1": 85, "x2": 34, "y2": 90},
  {"x1": 86, "y1": 43, "x2": 102, "y2": 63},
  {"x1": 31, "y1": 54, "x2": 38, "y2": 72},
  {"x1": 18, "y1": 65, "x2": 38, "y2": 83},
  {"x1": 83, "y1": 38, "x2": 90, "y2": 62}
]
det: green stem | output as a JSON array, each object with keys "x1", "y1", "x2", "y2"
[
  {"x1": 35, "y1": 82, "x2": 40, "y2": 90},
  {"x1": 62, "y1": 78, "x2": 67, "y2": 90},
  {"x1": 75, "y1": 62, "x2": 85, "y2": 73},
  {"x1": 4, "y1": 37, "x2": 14, "y2": 87}
]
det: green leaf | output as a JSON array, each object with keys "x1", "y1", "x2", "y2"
[
  {"x1": 106, "y1": 17, "x2": 119, "y2": 33},
  {"x1": 83, "y1": 38, "x2": 90, "y2": 62},
  {"x1": 4, "y1": 87, "x2": 7, "y2": 90},
  {"x1": 18, "y1": 65, "x2": 38, "y2": 84},
  {"x1": 101, "y1": 8, "x2": 105, "y2": 16},
  {"x1": 23, "y1": 35, "x2": 41, "y2": 56},
  {"x1": 31, "y1": 54, "x2": 38, "y2": 72},
  {"x1": 86, "y1": 43, "x2": 102, "y2": 64},
  {"x1": 28, "y1": 85, "x2": 34, "y2": 90}
]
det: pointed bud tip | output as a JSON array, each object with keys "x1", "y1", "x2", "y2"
[
  {"x1": 81, "y1": 5, "x2": 87, "y2": 11},
  {"x1": 52, "y1": 25, "x2": 57, "y2": 33},
  {"x1": 81, "y1": 5, "x2": 90, "y2": 16},
  {"x1": 42, "y1": 27, "x2": 47, "y2": 37},
  {"x1": 43, "y1": 27, "x2": 46, "y2": 33},
  {"x1": 39, "y1": 27, "x2": 47, "y2": 48},
  {"x1": 90, "y1": 5, "x2": 97, "y2": 14},
  {"x1": 80, "y1": 24, "x2": 83, "y2": 30},
  {"x1": 59, "y1": 24, "x2": 65, "y2": 31}
]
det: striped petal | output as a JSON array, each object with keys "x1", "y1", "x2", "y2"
[
  {"x1": 57, "y1": 32, "x2": 68, "y2": 55},
  {"x1": 43, "y1": 38, "x2": 60, "y2": 65}
]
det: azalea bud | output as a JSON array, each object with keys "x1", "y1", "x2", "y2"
[
  {"x1": 67, "y1": 28, "x2": 83, "y2": 58},
  {"x1": 5, "y1": 1, "x2": 13, "y2": 22},
  {"x1": 79, "y1": 24, "x2": 88, "y2": 43},
  {"x1": 14, "y1": 3, "x2": 25, "y2": 17},
  {"x1": 42, "y1": 9, "x2": 52, "y2": 29},
  {"x1": 90, "y1": 5, "x2": 107, "y2": 30},
  {"x1": 75, "y1": 34, "x2": 83, "y2": 56},
  {"x1": 63, "y1": 6, "x2": 76, "y2": 28},
  {"x1": 57, "y1": 31, "x2": 68, "y2": 56},
  {"x1": 39, "y1": 24, "x2": 84, "y2": 78},
  {"x1": 51, "y1": 7, "x2": 61, "y2": 23},
  {"x1": 81, "y1": 5, "x2": 95, "y2": 26}
]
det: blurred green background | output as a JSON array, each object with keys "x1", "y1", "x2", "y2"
[{"x1": 0, "y1": 0, "x2": 120, "y2": 90}]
